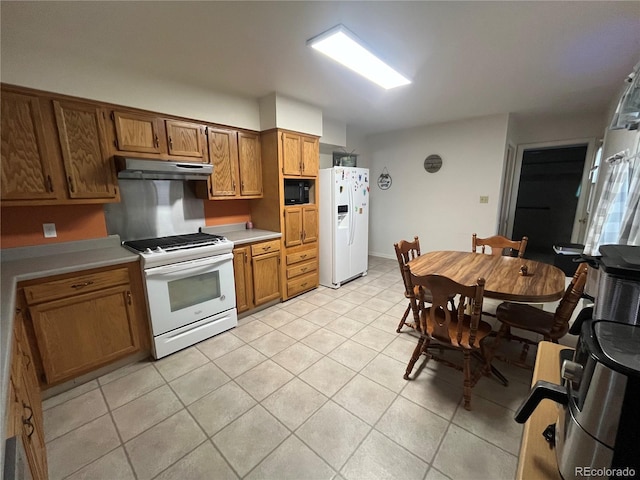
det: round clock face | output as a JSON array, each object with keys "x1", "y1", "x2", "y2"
[{"x1": 424, "y1": 154, "x2": 443, "y2": 173}]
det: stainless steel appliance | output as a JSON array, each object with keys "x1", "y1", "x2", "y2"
[
  {"x1": 515, "y1": 320, "x2": 640, "y2": 480},
  {"x1": 123, "y1": 233, "x2": 237, "y2": 359},
  {"x1": 590, "y1": 245, "x2": 640, "y2": 325},
  {"x1": 104, "y1": 179, "x2": 237, "y2": 359}
]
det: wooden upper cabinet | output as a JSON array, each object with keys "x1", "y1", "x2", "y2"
[
  {"x1": 199, "y1": 127, "x2": 262, "y2": 200},
  {"x1": 282, "y1": 132, "x2": 302, "y2": 176},
  {"x1": 112, "y1": 110, "x2": 164, "y2": 154},
  {"x1": 166, "y1": 120, "x2": 206, "y2": 160},
  {"x1": 111, "y1": 112, "x2": 206, "y2": 162},
  {"x1": 281, "y1": 131, "x2": 319, "y2": 177},
  {"x1": 53, "y1": 100, "x2": 118, "y2": 199},
  {"x1": 1, "y1": 91, "x2": 57, "y2": 200},
  {"x1": 238, "y1": 132, "x2": 262, "y2": 196},
  {"x1": 208, "y1": 127, "x2": 239, "y2": 197},
  {"x1": 301, "y1": 136, "x2": 319, "y2": 176}
]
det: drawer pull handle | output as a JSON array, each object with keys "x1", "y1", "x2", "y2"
[
  {"x1": 262, "y1": 246, "x2": 271, "y2": 251},
  {"x1": 301, "y1": 267, "x2": 308, "y2": 272},
  {"x1": 301, "y1": 282, "x2": 308, "y2": 287},
  {"x1": 71, "y1": 281, "x2": 94, "y2": 289},
  {"x1": 300, "y1": 254, "x2": 307, "y2": 259}
]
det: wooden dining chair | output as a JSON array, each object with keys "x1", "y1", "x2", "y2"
[
  {"x1": 394, "y1": 237, "x2": 423, "y2": 333},
  {"x1": 486, "y1": 262, "x2": 588, "y2": 369},
  {"x1": 472, "y1": 234, "x2": 528, "y2": 258},
  {"x1": 403, "y1": 266, "x2": 493, "y2": 410}
]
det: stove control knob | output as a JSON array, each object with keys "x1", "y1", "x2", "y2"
[
  {"x1": 561, "y1": 360, "x2": 583, "y2": 386},
  {"x1": 154, "y1": 247, "x2": 163, "y2": 253},
  {"x1": 144, "y1": 248, "x2": 154, "y2": 254}
]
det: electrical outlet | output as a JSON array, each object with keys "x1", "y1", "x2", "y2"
[
  {"x1": 479, "y1": 196, "x2": 489, "y2": 204},
  {"x1": 43, "y1": 223, "x2": 57, "y2": 238}
]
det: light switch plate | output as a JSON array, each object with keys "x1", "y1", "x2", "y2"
[
  {"x1": 43, "y1": 223, "x2": 57, "y2": 238},
  {"x1": 479, "y1": 196, "x2": 489, "y2": 204}
]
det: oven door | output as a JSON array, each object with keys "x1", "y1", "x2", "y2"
[{"x1": 144, "y1": 252, "x2": 236, "y2": 336}]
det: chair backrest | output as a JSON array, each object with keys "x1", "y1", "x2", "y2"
[
  {"x1": 405, "y1": 265, "x2": 485, "y2": 348},
  {"x1": 550, "y1": 262, "x2": 589, "y2": 338},
  {"x1": 394, "y1": 237, "x2": 420, "y2": 294},
  {"x1": 472, "y1": 233, "x2": 528, "y2": 258}
]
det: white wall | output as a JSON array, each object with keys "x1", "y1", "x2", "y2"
[
  {"x1": 367, "y1": 114, "x2": 509, "y2": 258},
  {"x1": 510, "y1": 112, "x2": 606, "y2": 145},
  {"x1": 258, "y1": 93, "x2": 322, "y2": 136},
  {"x1": 2, "y1": 50, "x2": 262, "y2": 130}
]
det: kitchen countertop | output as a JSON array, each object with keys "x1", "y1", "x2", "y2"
[
  {"x1": 201, "y1": 223, "x2": 281, "y2": 245},
  {"x1": 0, "y1": 235, "x2": 139, "y2": 473}
]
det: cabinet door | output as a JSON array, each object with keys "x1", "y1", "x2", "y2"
[
  {"x1": 284, "y1": 207, "x2": 303, "y2": 247},
  {"x1": 166, "y1": 120, "x2": 206, "y2": 160},
  {"x1": 238, "y1": 132, "x2": 262, "y2": 196},
  {"x1": 13, "y1": 310, "x2": 48, "y2": 480},
  {"x1": 252, "y1": 250, "x2": 281, "y2": 305},
  {"x1": 233, "y1": 247, "x2": 252, "y2": 313},
  {"x1": 30, "y1": 285, "x2": 140, "y2": 384},
  {"x1": 302, "y1": 205, "x2": 318, "y2": 243},
  {"x1": 208, "y1": 127, "x2": 239, "y2": 197},
  {"x1": 112, "y1": 111, "x2": 164, "y2": 154},
  {"x1": 1, "y1": 91, "x2": 57, "y2": 200},
  {"x1": 53, "y1": 100, "x2": 118, "y2": 199},
  {"x1": 282, "y1": 132, "x2": 301, "y2": 176},
  {"x1": 301, "y1": 136, "x2": 319, "y2": 177}
]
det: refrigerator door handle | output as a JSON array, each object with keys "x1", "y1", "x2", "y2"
[{"x1": 349, "y1": 181, "x2": 356, "y2": 246}]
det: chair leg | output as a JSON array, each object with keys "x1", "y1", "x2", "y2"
[
  {"x1": 404, "y1": 336, "x2": 427, "y2": 380},
  {"x1": 463, "y1": 351, "x2": 472, "y2": 410},
  {"x1": 396, "y1": 303, "x2": 411, "y2": 333}
]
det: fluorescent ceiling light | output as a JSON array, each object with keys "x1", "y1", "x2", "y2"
[{"x1": 307, "y1": 25, "x2": 411, "y2": 90}]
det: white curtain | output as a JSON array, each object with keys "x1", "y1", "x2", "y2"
[{"x1": 583, "y1": 153, "x2": 640, "y2": 256}]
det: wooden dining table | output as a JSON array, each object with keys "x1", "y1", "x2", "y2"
[{"x1": 407, "y1": 251, "x2": 566, "y2": 303}]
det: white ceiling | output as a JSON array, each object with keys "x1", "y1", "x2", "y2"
[{"x1": 2, "y1": 1, "x2": 639, "y2": 136}]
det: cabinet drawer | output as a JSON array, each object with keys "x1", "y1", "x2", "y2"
[
  {"x1": 286, "y1": 248, "x2": 317, "y2": 265},
  {"x1": 287, "y1": 272, "x2": 318, "y2": 298},
  {"x1": 250, "y1": 239, "x2": 281, "y2": 257},
  {"x1": 286, "y1": 259, "x2": 318, "y2": 279},
  {"x1": 24, "y1": 267, "x2": 130, "y2": 305}
]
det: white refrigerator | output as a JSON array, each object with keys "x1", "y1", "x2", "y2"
[{"x1": 319, "y1": 167, "x2": 370, "y2": 288}]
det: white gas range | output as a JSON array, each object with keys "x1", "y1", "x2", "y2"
[{"x1": 123, "y1": 232, "x2": 238, "y2": 359}]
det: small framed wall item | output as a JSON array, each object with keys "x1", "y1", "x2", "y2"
[{"x1": 377, "y1": 167, "x2": 392, "y2": 190}]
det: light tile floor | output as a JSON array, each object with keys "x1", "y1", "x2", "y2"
[{"x1": 43, "y1": 256, "x2": 536, "y2": 480}]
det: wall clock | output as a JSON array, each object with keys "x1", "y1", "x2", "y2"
[{"x1": 424, "y1": 154, "x2": 443, "y2": 173}]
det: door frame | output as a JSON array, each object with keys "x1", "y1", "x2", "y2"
[{"x1": 504, "y1": 137, "x2": 598, "y2": 244}]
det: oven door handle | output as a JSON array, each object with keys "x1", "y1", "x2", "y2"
[{"x1": 145, "y1": 252, "x2": 233, "y2": 276}]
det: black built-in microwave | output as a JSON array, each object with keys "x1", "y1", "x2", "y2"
[{"x1": 284, "y1": 180, "x2": 310, "y2": 205}]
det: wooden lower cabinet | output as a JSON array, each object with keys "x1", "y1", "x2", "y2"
[
  {"x1": 284, "y1": 244, "x2": 318, "y2": 300},
  {"x1": 7, "y1": 307, "x2": 48, "y2": 480},
  {"x1": 20, "y1": 263, "x2": 148, "y2": 386},
  {"x1": 233, "y1": 239, "x2": 281, "y2": 313}
]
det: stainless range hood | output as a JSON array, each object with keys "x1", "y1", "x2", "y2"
[{"x1": 115, "y1": 156, "x2": 213, "y2": 181}]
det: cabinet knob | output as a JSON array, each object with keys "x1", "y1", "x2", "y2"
[{"x1": 67, "y1": 175, "x2": 75, "y2": 193}]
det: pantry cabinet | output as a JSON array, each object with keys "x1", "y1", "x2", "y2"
[
  {"x1": 232, "y1": 239, "x2": 281, "y2": 313},
  {"x1": 198, "y1": 128, "x2": 262, "y2": 199},
  {"x1": 20, "y1": 263, "x2": 147, "y2": 386},
  {"x1": 7, "y1": 305, "x2": 48, "y2": 480},
  {"x1": 251, "y1": 129, "x2": 320, "y2": 300}
]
